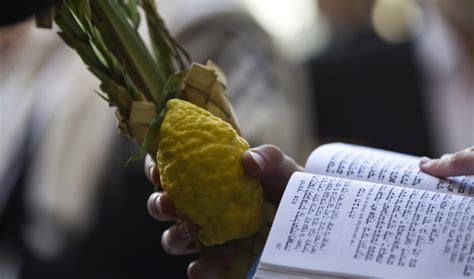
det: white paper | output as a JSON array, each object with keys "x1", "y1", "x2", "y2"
[
  {"x1": 305, "y1": 143, "x2": 474, "y2": 197},
  {"x1": 259, "y1": 172, "x2": 474, "y2": 278}
]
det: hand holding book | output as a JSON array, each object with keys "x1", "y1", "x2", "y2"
[{"x1": 255, "y1": 143, "x2": 474, "y2": 278}]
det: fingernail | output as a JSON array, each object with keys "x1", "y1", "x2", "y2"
[
  {"x1": 178, "y1": 222, "x2": 191, "y2": 238},
  {"x1": 420, "y1": 156, "x2": 431, "y2": 166},
  {"x1": 154, "y1": 194, "x2": 163, "y2": 213},
  {"x1": 150, "y1": 165, "x2": 161, "y2": 187},
  {"x1": 148, "y1": 164, "x2": 154, "y2": 177},
  {"x1": 149, "y1": 165, "x2": 157, "y2": 184},
  {"x1": 249, "y1": 150, "x2": 265, "y2": 170}
]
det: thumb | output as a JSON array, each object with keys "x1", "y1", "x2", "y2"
[{"x1": 242, "y1": 145, "x2": 303, "y2": 205}]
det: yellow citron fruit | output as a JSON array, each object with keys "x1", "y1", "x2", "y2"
[{"x1": 157, "y1": 99, "x2": 264, "y2": 246}]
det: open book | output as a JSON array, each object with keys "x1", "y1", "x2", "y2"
[{"x1": 253, "y1": 143, "x2": 474, "y2": 278}]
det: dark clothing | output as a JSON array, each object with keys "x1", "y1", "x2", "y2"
[
  {"x1": 1, "y1": 137, "x2": 194, "y2": 279},
  {"x1": 0, "y1": 0, "x2": 58, "y2": 26},
  {"x1": 309, "y1": 28, "x2": 434, "y2": 157}
]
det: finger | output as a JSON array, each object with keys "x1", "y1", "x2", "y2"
[
  {"x1": 161, "y1": 220, "x2": 200, "y2": 255},
  {"x1": 187, "y1": 247, "x2": 235, "y2": 279},
  {"x1": 147, "y1": 192, "x2": 176, "y2": 221},
  {"x1": 242, "y1": 145, "x2": 303, "y2": 205},
  {"x1": 420, "y1": 149, "x2": 474, "y2": 176},
  {"x1": 145, "y1": 155, "x2": 161, "y2": 187}
]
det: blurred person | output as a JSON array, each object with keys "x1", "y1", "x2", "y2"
[
  {"x1": 309, "y1": 0, "x2": 473, "y2": 157},
  {"x1": 0, "y1": 13, "x2": 194, "y2": 279},
  {"x1": 317, "y1": 0, "x2": 374, "y2": 42},
  {"x1": 0, "y1": 1, "x2": 308, "y2": 278}
]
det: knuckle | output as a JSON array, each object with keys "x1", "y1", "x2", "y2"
[
  {"x1": 263, "y1": 144, "x2": 283, "y2": 154},
  {"x1": 168, "y1": 224, "x2": 187, "y2": 242},
  {"x1": 144, "y1": 155, "x2": 153, "y2": 175},
  {"x1": 147, "y1": 165, "x2": 155, "y2": 179},
  {"x1": 147, "y1": 193, "x2": 159, "y2": 216},
  {"x1": 187, "y1": 261, "x2": 199, "y2": 279},
  {"x1": 261, "y1": 145, "x2": 284, "y2": 167},
  {"x1": 441, "y1": 153, "x2": 451, "y2": 160},
  {"x1": 147, "y1": 192, "x2": 175, "y2": 221},
  {"x1": 450, "y1": 152, "x2": 466, "y2": 166},
  {"x1": 187, "y1": 260, "x2": 214, "y2": 279},
  {"x1": 161, "y1": 229, "x2": 180, "y2": 255},
  {"x1": 161, "y1": 230, "x2": 173, "y2": 254}
]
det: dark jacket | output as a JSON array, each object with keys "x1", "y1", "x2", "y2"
[{"x1": 308, "y1": 28, "x2": 434, "y2": 157}]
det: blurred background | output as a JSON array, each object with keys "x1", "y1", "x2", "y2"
[
  {"x1": 1, "y1": 0, "x2": 472, "y2": 278},
  {"x1": 245, "y1": 0, "x2": 423, "y2": 62}
]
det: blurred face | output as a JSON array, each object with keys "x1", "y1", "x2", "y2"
[
  {"x1": 0, "y1": 20, "x2": 33, "y2": 52},
  {"x1": 317, "y1": 0, "x2": 374, "y2": 32}
]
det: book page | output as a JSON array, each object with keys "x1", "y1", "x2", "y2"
[
  {"x1": 305, "y1": 143, "x2": 474, "y2": 197},
  {"x1": 258, "y1": 172, "x2": 474, "y2": 278}
]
